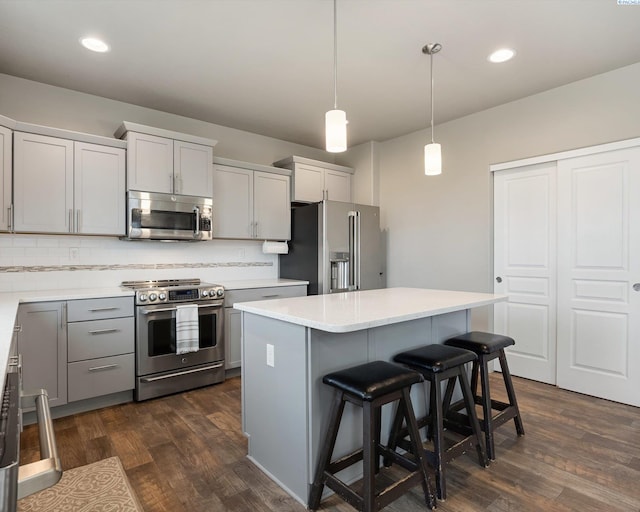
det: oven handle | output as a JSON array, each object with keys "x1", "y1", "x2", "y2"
[
  {"x1": 139, "y1": 303, "x2": 223, "y2": 314},
  {"x1": 140, "y1": 362, "x2": 224, "y2": 382},
  {"x1": 17, "y1": 389, "x2": 63, "y2": 499}
]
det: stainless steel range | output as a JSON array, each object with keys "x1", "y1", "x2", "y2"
[{"x1": 121, "y1": 279, "x2": 225, "y2": 401}]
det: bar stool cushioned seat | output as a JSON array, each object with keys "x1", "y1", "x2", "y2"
[
  {"x1": 444, "y1": 331, "x2": 525, "y2": 460},
  {"x1": 309, "y1": 361, "x2": 436, "y2": 512},
  {"x1": 388, "y1": 344, "x2": 487, "y2": 501}
]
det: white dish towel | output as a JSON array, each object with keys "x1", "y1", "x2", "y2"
[{"x1": 175, "y1": 304, "x2": 199, "y2": 354}]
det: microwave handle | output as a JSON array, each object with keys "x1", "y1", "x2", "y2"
[{"x1": 193, "y1": 206, "x2": 200, "y2": 237}]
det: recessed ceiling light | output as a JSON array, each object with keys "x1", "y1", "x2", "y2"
[
  {"x1": 488, "y1": 48, "x2": 515, "y2": 63},
  {"x1": 80, "y1": 37, "x2": 110, "y2": 53}
]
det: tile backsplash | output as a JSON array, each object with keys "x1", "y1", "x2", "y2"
[{"x1": 0, "y1": 234, "x2": 278, "y2": 291}]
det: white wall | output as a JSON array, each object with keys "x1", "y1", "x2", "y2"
[
  {"x1": 337, "y1": 140, "x2": 380, "y2": 206},
  {"x1": 0, "y1": 73, "x2": 337, "y2": 291},
  {"x1": 0, "y1": 73, "x2": 331, "y2": 166},
  {"x1": 377, "y1": 62, "x2": 640, "y2": 330}
]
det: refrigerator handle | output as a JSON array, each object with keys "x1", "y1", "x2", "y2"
[{"x1": 348, "y1": 211, "x2": 361, "y2": 290}]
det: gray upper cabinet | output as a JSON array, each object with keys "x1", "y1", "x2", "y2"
[
  {"x1": 74, "y1": 142, "x2": 126, "y2": 235},
  {"x1": 273, "y1": 156, "x2": 353, "y2": 203},
  {"x1": 0, "y1": 124, "x2": 12, "y2": 232},
  {"x1": 212, "y1": 157, "x2": 291, "y2": 241},
  {"x1": 117, "y1": 122, "x2": 217, "y2": 196},
  {"x1": 13, "y1": 131, "x2": 125, "y2": 235}
]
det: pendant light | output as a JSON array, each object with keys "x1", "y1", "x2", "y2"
[
  {"x1": 326, "y1": 0, "x2": 347, "y2": 153},
  {"x1": 422, "y1": 43, "x2": 442, "y2": 175}
]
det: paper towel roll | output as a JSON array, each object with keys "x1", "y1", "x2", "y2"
[{"x1": 262, "y1": 241, "x2": 289, "y2": 254}]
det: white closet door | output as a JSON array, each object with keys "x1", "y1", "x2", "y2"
[
  {"x1": 557, "y1": 146, "x2": 640, "y2": 406},
  {"x1": 494, "y1": 163, "x2": 557, "y2": 384}
]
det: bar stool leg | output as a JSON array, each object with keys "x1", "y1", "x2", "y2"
[
  {"x1": 363, "y1": 400, "x2": 376, "y2": 512},
  {"x1": 459, "y1": 369, "x2": 488, "y2": 467},
  {"x1": 498, "y1": 350, "x2": 525, "y2": 436},
  {"x1": 401, "y1": 388, "x2": 437, "y2": 510},
  {"x1": 431, "y1": 376, "x2": 447, "y2": 500},
  {"x1": 308, "y1": 391, "x2": 346, "y2": 510},
  {"x1": 478, "y1": 356, "x2": 496, "y2": 461}
]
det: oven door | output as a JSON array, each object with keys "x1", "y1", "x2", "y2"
[{"x1": 135, "y1": 301, "x2": 224, "y2": 377}]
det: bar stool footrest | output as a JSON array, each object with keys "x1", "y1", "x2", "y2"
[{"x1": 328, "y1": 448, "x2": 365, "y2": 474}]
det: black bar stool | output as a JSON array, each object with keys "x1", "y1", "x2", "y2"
[
  {"x1": 308, "y1": 361, "x2": 436, "y2": 512},
  {"x1": 387, "y1": 344, "x2": 487, "y2": 501},
  {"x1": 444, "y1": 331, "x2": 525, "y2": 460}
]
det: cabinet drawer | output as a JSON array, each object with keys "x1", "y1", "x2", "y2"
[
  {"x1": 67, "y1": 296, "x2": 134, "y2": 321},
  {"x1": 68, "y1": 353, "x2": 134, "y2": 402},
  {"x1": 224, "y1": 285, "x2": 307, "y2": 306},
  {"x1": 68, "y1": 317, "x2": 134, "y2": 362}
]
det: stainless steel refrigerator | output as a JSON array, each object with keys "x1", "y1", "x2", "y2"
[{"x1": 279, "y1": 200, "x2": 384, "y2": 295}]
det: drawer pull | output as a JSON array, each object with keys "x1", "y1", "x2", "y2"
[
  {"x1": 88, "y1": 307, "x2": 119, "y2": 312},
  {"x1": 88, "y1": 364, "x2": 119, "y2": 372},
  {"x1": 88, "y1": 328, "x2": 119, "y2": 335},
  {"x1": 261, "y1": 294, "x2": 280, "y2": 298}
]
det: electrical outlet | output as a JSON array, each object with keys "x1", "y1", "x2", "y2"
[
  {"x1": 266, "y1": 344, "x2": 275, "y2": 367},
  {"x1": 69, "y1": 247, "x2": 79, "y2": 262}
]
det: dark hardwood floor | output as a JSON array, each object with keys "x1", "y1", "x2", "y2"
[{"x1": 20, "y1": 374, "x2": 640, "y2": 511}]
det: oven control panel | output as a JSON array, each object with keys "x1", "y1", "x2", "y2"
[{"x1": 135, "y1": 285, "x2": 224, "y2": 304}]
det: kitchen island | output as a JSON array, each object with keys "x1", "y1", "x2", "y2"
[{"x1": 235, "y1": 287, "x2": 506, "y2": 506}]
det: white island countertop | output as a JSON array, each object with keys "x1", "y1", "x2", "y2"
[{"x1": 234, "y1": 287, "x2": 506, "y2": 333}]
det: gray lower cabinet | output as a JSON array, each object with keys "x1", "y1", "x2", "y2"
[
  {"x1": 66, "y1": 296, "x2": 135, "y2": 402},
  {"x1": 16, "y1": 301, "x2": 68, "y2": 408},
  {"x1": 224, "y1": 285, "x2": 307, "y2": 369}
]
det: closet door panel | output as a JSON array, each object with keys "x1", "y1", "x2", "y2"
[
  {"x1": 493, "y1": 163, "x2": 557, "y2": 384},
  {"x1": 557, "y1": 146, "x2": 640, "y2": 406}
]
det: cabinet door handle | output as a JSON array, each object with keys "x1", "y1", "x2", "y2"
[
  {"x1": 7, "y1": 205, "x2": 12, "y2": 232},
  {"x1": 170, "y1": 174, "x2": 175, "y2": 192},
  {"x1": 88, "y1": 364, "x2": 119, "y2": 372},
  {"x1": 68, "y1": 209, "x2": 73, "y2": 233},
  {"x1": 76, "y1": 210, "x2": 81, "y2": 232},
  {"x1": 88, "y1": 328, "x2": 119, "y2": 335},
  {"x1": 61, "y1": 303, "x2": 67, "y2": 329},
  {"x1": 255, "y1": 221, "x2": 259, "y2": 238}
]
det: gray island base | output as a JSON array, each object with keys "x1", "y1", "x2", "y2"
[{"x1": 235, "y1": 287, "x2": 506, "y2": 506}]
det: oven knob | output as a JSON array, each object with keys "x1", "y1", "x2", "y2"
[
  {"x1": 149, "y1": 293, "x2": 157, "y2": 301},
  {"x1": 158, "y1": 292, "x2": 167, "y2": 301},
  {"x1": 139, "y1": 293, "x2": 147, "y2": 302},
  {"x1": 216, "y1": 288, "x2": 224, "y2": 297},
  {"x1": 202, "y1": 290, "x2": 209, "y2": 297}
]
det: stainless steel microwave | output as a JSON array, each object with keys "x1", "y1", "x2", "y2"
[{"x1": 126, "y1": 191, "x2": 213, "y2": 241}]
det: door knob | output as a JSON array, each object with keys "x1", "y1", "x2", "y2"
[
  {"x1": 496, "y1": 277, "x2": 503, "y2": 283},
  {"x1": 633, "y1": 283, "x2": 640, "y2": 292}
]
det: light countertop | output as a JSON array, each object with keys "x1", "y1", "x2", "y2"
[
  {"x1": 0, "y1": 278, "x2": 307, "y2": 378},
  {"x1": 234, "y1": 287, "x2": 506, "y2": 333}
]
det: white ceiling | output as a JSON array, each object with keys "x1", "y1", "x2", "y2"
[{"x1": 1, "y1": 0, "x2": 640, "y2": 150}]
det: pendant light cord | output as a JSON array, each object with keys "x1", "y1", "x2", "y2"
[
  {"x1": 333, "y1": 0, "x2": 338, "y2": 110},
  {"x1": 430, "y1": 50, "x2": 434, "y2": 144}
]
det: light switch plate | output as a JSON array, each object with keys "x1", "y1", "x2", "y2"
[{"x1": 266, "y1": 343, "x2": 275, "y2": 367}]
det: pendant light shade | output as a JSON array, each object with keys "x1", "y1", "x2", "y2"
[
  {"x1": 424, "y1": 142, "x2": 441, "y2": 176},
  {"x1": 326, "y1": 109, "x2": 347, "y2": 153},
  {"x1": 423, "y1": 43, "x2": 442, "y2": 175},
  {"x1": 326, "y1": 0, "x2": 347, "y2": 153}
]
